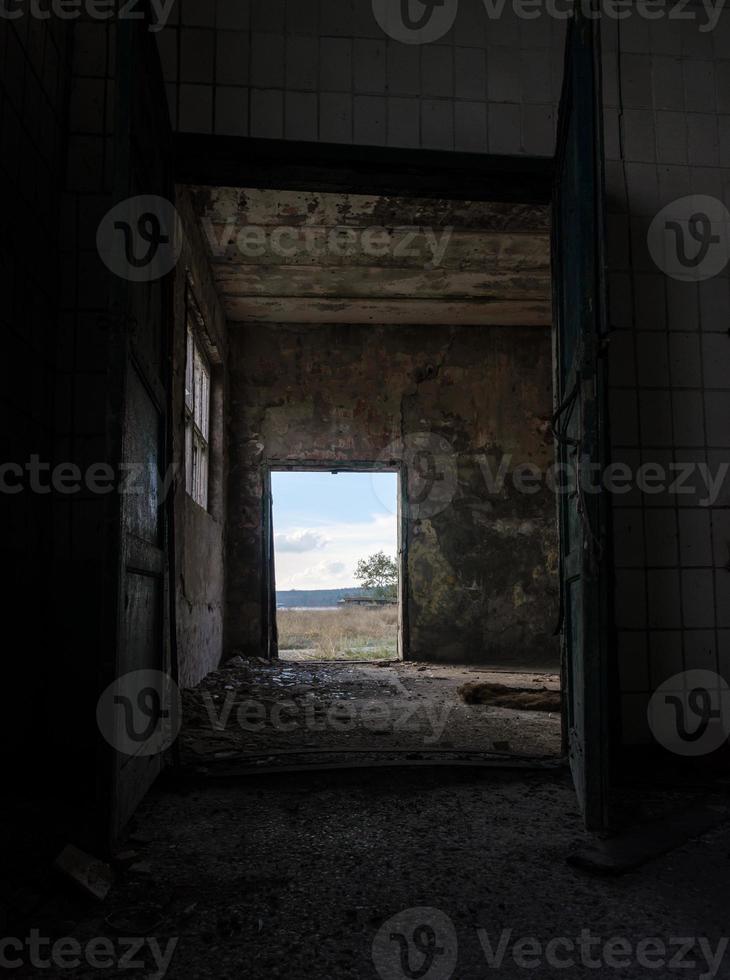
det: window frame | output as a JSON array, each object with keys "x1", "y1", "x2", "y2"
[{"x1": 184, "y1": 311, "x2": 211, "y2": 511}]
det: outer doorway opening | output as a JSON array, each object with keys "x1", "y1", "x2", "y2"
[{"x1": 271, "y1": 467, "x2": 404, "y2": 663}]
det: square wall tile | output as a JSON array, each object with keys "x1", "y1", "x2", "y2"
[
  {"x1": 644, "y1": 509, "x2": 678, "y2": 567},
  {"x1": 615, "y1": 569, "x2": 648, "y2": 629},
  {"x1": 647, "y1": 568, "x2": 682, "y2": 628},
  {"x1": 678, "y1": 509, "x2": 713, "y2": 566},
  {"x1": 618, "y1": 631, "x2": 650, "y2": 691},
  {"x1": 699, "y1": 278, "x2": 730, "y2": 332},
  {"x1": 285, "y1": 91, "x2": 317, "y2": 140},
  {"x1": 649, "y1": 630, "x2": 684, "y2": 685},
  {"x1": 215, "y1": 86, "x2": 249, "y2": 135},
  {"x1": 682, "y1": 569, "x2": 716, "y2": 627},
  {"x1": 179, "y1": 83, "x2": 213, "y2": 133},
  {"x1": 613, "y1": 508, "x2": 645, "y2": 567},
  {"x1": 673, "y1": 390, "x2": 706, "y2": 447},
  {"x1": 217, "y1": 31, "x2": 250, "y2": 86},
  {"x1": 354, "y1": 95, "x2": 386, "y2": 145},
  {"x1": 711, "y1": 510, "x2": 730, "y2": 569},
  {"x1": 684, "y1": 629, "x2": 717, "y2": 670},
  {"x1": 319, "y1": 92, "x2": 352, "y2": 143},
  {"x1": 669, "y1": 334, "x2": 702, "y2": 388},
  {"x1": 320, "y1": 38, "x2": 352, "y2": 92},
  {"x1": 705, "y1": 392, "x2": 730, "y2": 446},
  {"x1": 388, "y1": 97, "x2": 420, "y2": 148},
  {"x1": 636, "y1": 332, "x2": 669, "y2": 387},
  {"x1": 702, "y1": 334, "x2": 730, "y2": 389},
  {"x1": 640, "y1": 389, "x2": 674, "y2": 446},
  {"x1": 250, "y1": 88, "x2": 283, "y2": 138},
  {"x1": 455, "y1": 102, "x2": 487, "y2": 153}
]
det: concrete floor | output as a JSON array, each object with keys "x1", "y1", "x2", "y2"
[
  {"x1": 12, "y1": 768, "x2": 730, "y2": 979},
  {"x1": 180, "y1": 658, "x2": 563, "y2": 766}
]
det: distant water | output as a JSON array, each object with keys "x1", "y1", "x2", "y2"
[{"x1": 278, "y1": 606, "x2": 340, "y2": 611}]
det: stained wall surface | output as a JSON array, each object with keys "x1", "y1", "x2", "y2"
[{"x1": 227, "y1": 322, "x2": 559, "y2": 667}]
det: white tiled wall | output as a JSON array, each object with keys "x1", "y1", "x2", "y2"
[
  {"x1": 158, "y1": 0, "x2": 564, "y2": 154},
  {"x1": 603, "y1": 10, "x2": 730, "y2": 742}
]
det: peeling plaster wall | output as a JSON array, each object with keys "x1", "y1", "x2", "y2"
[
  {"x1": 227, "y1": 323, "x2": 559, "y2": 667},
  {"x1": 174, "y1": 192, "x2": 229, "y2": 688}
]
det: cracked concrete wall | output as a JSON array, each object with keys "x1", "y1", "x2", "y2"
[{"x1": 227, "y1": 323, "x2": 559, "y2": 667}]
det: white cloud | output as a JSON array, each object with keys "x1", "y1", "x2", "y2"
[
  {"x1": 274, "y1": 529, "x2": 329, "y2": 553},
  {"x1": 275, "y1": 512, "x2": 398, "y2": 590}
]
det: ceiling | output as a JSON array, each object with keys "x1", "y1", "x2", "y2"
[{"x1": 187, "y1": 187, "x2": 552, "y2": 327}]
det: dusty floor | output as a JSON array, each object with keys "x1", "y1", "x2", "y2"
[
  {"x1": 9, "y1": 768, "x2": 730, "y2": 979},
  {"x1": 180, "y1": 658, "x2": 563, "y2": 767},
  {"x1": 8, "y1": 662, "x2": 728, "y2": 979}
]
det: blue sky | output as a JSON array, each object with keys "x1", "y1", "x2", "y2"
[{"x1": 272, "y1": 471, "x2": 398, "y2": 590}]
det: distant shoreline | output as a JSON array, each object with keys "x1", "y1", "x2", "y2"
[
  {"x1": 277, "y1": 606, "x2": 340, "y2": 611},
  {"x1": 277, "y1": 587, "x2": 369, "y2": 609}
]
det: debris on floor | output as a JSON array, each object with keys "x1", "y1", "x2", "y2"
[
  {"x1": 458, "y1": 681, "x2": 561, "y2": 712},
  {"x1": 53, "y1": 845, "x2": 114, "y2": 901},
  {"x1": 178, "y1": 657, "x2": 562, "y2": 768}
]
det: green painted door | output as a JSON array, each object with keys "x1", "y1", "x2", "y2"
[
  {"x1": 101, "y1": 10, "x2": 176, "y2": 844},
  {"x1": 552, "y1": 7, "x2": 612, "y2": 831}
]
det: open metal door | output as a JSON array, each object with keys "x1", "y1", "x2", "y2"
[
  {"x1": 100, "y1": 7, "x2": 176, "y2": 844},
  {"x1": 552, "y1": 5, "x2": 611, "y2": 831}
]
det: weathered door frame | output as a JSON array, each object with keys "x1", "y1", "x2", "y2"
[{"x1": 265, "y1": 461, "x2": 408, "y2": 662}]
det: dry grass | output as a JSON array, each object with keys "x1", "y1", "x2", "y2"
[{"x1": 277, "y1": 606, "x2": 398, "y2": 660}]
